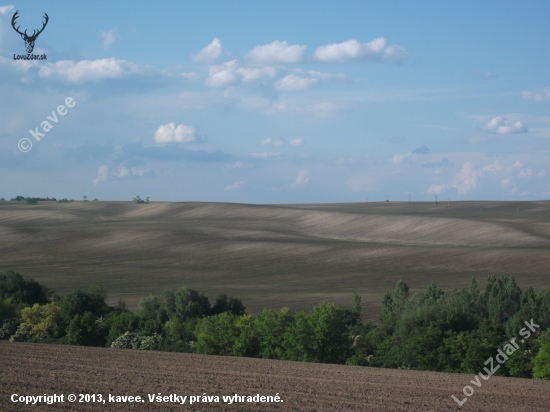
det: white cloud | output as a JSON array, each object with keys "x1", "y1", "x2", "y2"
[
  {"x1": 501, "y1": 177, "x2": 511, "y2": 188},
  {"x1": 481, "y1": 116, "x2": 528, "y2": 134},
  {"x1": 392, "y1": 152, "x2": 411, "y2": 164},
  {"x1": 290, "y1": 168, "x2": 309, "y2": 188},
  {"x1": 0, "y1": 5, "x2": 14, "y2": 14},
  {"x1": 237, "y1": 66, "x2": 276, "y2": 81},
  {"x1": 224, "y1": 181, "x2": 243, "y2": 191},
  {"x1": 265, "y1": 101, "x2": 342, "y2": 118},
  {"x1": 246, "y1": 41, "x2": 306, "y2": 64},
  {"x1": 289, "y1": 137, "x2": 304, "y2": 146},
  {"x1": 38, "y1": 58, "x2": 145, "y2": 83},
  {"x1": 314, "y1": 38, "x2": 405, "y2": 63},
  {"x1": 522, "y1": 87, "x2": 550, "y2": 102},
  {"x1": 482, "y1": 160, "x2": 504, "y2": 172},
  {"x1": 118, "y1": 166, "x2": 129, "y2": 178},
  {"x1": 451, "y1": 162, "x2": 482, "y2": 194},
  {"x1": 427, "y1": 184, "x2": 445, "y2": 194},
  {"x1": 118, "y1": 165, "x2": 148, "y2": 177},
  {"x1": 383, "y1": 44, "x2": 408, "y2": 63},
  {"x1": 154, "y1": 123, "x2": 196, "y2": 143},
  {"x1": 538, "y1": 169, "x2": 546, "y2": 177},
  {"x1": 261, "y1": 138, "x2": 285, "y2": 147},
  {"x1": 275, "y1": 74, "x2": 318, "y2": 91},
  {"x1": 251, "y1": 151, "x2": 280, "y2": 159},
  {"x1": 205, "y1": 60, "x2": 240, "y2": 87},
  {"x1": 101, "y1": 30, "x2": 117, "y2": 49},
  {"x1": 193, "y1": 37, "x2": 222, "y2": 62},
  {"x1": 226, "y1": 161, "x2": 244, "y2": 169},
  {"x1": 93, "y1": 165, "x2": 109, "y2": 185},
  {"x1": 518, "y1": 169, "x2": 532, "y2": 179}
]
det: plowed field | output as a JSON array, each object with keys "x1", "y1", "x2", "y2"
[
  {"x1": 1, "y1": 341, "x2": 549, "y2": 411},
  {"x1": 1, "y1": 201, "x2": 550, "y2": 321}
]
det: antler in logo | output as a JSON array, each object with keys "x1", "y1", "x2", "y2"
[{"x1": 11, "y1": 11, "x2": 49, "y2": 54}]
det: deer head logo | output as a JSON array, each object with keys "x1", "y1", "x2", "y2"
[{"x1": 11, "y1": 11, "x2": 49, "y2": 54}]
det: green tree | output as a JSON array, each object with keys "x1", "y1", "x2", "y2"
[
  {"x1": 0, "y1": 271, "x2": 50, "y2": 305},
  {"x1": 194, "y1": 312, "x2": 240, "y2": 356},
  {"x1": 533, "y1": 329, "x2": 550, "y2": 379},
  {"x1": 253, "y1": 308, "x2": 293, "y2": 359}
]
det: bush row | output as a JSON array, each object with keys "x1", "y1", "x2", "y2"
[{"x1": 1, "y1": 270, "x2": 549, "y2": 379}]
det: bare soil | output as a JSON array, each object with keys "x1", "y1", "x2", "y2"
[
  {"x1": 1, "y1": 201, "x2": 550, "y2": 321},
  {"x1": 1, "y1": 341, "x2": 549, "y2": 411}
]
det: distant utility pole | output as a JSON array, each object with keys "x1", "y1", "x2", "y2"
[
  {"x1": 408, "y1": 194, "x2": 411, "y2": 202},
  {"x1": 435, "y1": 195, "x2": 438, "y2": 204},
  {"x1": 447, "y1": 198, "x2": 450, "y2": 207}
]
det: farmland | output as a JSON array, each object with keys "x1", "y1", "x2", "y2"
[
  {"x1": 1, "y1": 341, "x2": 550, "y2": 411},
  {"x1": 1, "y1": 200, "x2": 550, "y2": 321}
]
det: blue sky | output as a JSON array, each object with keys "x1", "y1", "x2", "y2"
[{"x1": 1, "y1": 1, "x2": 549, "y2": 202}]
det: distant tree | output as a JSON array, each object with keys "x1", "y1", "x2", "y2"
[
  {"x1": 162, "y1": 287, "x2": 210, "y2": 322},
  {"x1": 92, "y1": 198, "x2": 99, "y2": 201},
  {"x1": 56, "y1": 286, "x2": 111, "y2": 326},
  {"x1": 0, "y1": 271, "x2": 51, "y2": 306},
  {"x1": 66, "y1": 312, "x2": 107, "y2": 346},
  {"x1": 12, "y1": 302, "x2": 62, "y2": 341},
  {"x1": 194, "y1": 312, "x2": 240, "y2": 356},
  {"x1": 83, "y1": 195, "x2": 88, "y2": 202},
  {"x1": 533, "y1": 329, "x2": 550, "y2": 379},
  {"x1": 210, "y1": 294, "x2": 246, "y2": 317}
]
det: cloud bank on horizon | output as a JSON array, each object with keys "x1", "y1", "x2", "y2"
[{"x1": 1, "y1": 1, "x2": 549, "y2": 203}]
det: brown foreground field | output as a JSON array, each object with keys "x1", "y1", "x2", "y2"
[
  {"x1": 1, "y1": 341, "x2": 549, "y2": 411},
  {"x1": 1, "y1": 200, "x2": 550, "y2": 321}
]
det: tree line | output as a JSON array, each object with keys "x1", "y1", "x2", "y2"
[{"x1": 1, "y1": 270, "x2": 549, "y2": 379}]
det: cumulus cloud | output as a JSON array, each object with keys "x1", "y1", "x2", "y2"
[
  {"x1": 93, "y1": 165, "x2": 109, "y2": 185},
  {"x1": 501, "y1": 177, "x2": 511, "y2": 188},
  {"x1": 265, "y1": 101, "x2": 342, "y2": 118},
  {"x1": 226, "y1": 161, "x2": 244, "y2": 169},
  {"x1": 314, "y1": 38, "x2": 407, "y2": 63},
  {"x1": 224, "y1": 181, "x2": 243, "y2": 191},
  {"x1": 101, "y1": 30, "x2": 117, "y2": 49},
  {"x1": 451, "y1": 162, "x2": 482, "y2": 194},
  {"x1": 193, "y1": 37, "x2": 222, "y2": 62},
  {"x1": 250, "y1": 151, "x2": 280, "y2": 159},
  {"x1": 275, "y1": 74, "x2": 318, "y2": 91},
  {"x1": 237, "y1": 66, "x2": 276, "y2": 81},
  {"x1": 118, "y1": 165, "x2": 149, "y2": 178},
  {"x1": 261, "y1": 138, "x2": 285, "y2": 147},
  {"x1": 392, "y1": 152, "x2": 411, "y2": 164},
  {"x1": 482, "y1": 160, "x2": 504, "y2": 172},
  {"x1": 518, "y1": 169, "x2": 532, "y2": 179},
  {"x1": 522, "y1": 87, "x2": 550, "y2": 102},
  {"x1": 245, "y1": 41, "x2": 306, "y2": 64},
  {"x1": 290, "y1": 167, "x2": 309, "y2": 188},
  {"x1": 427, "y1": 184, "x2": 445, "y2": 194},
  {"x1": 204, "y1": 61, "x2": 276, "y2": 87},
  {"x1": 383, "y1": 44, "x2": 408, "y2": 63},
  {"x1": 38, "y1": 58, "x2": 146, "y2": 83},
  {"x1": 289, "y1": 137, "x2": 304, "y2": 146},
  {"x1": 205, "y1": 60, "x2": 240, "y2": 87},
  {"x1": 0, "y1": 5, "x2": 14, "y2": 14},
  {"x1": 481, "y1": 116, "x2": 528, "y2": 134},
  {"x1": 154, "y1": 123, "x2": 196, "y2": 143}
]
